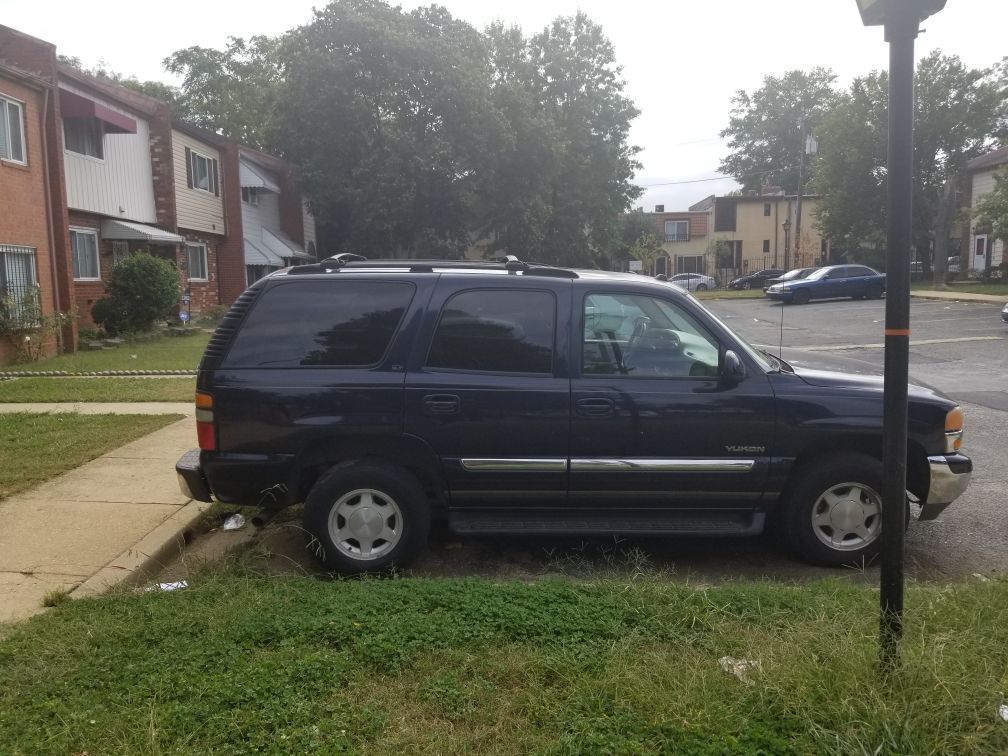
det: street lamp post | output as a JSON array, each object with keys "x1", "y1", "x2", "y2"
[
  {"x1": 782, "y1": 218, "x2": 792, "y2": 271},
  {"x1": 854, "y1": 0, "x2": 947, "y2": 671}
]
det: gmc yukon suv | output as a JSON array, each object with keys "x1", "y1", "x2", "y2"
[{"x1": 176, "y1": 256, "x2": 973, "y2": 573}]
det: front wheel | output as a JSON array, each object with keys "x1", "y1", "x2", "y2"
[
  {"x1": 742, "y1": 282, "x2": 751, "y2": 290},
  {"x1": 782, "y1": 452, "x2": 905, "y2": 567},
  {"x1": 695, "y1": 283, "x2": 708, "y2": 292},
  {"x1": 792, "y1": 289, "x2": 810, "y2": 305},
  {"x1": 866, "y1": 284, "x2": 883, "y2": 299},
  {"x1": 303, "y1": 461, "x2": 431, "y2": 574}
]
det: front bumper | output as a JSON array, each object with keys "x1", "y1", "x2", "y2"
[
  {"x1": 765, "y1": 290, "x2": 793, "y2": 301},
  {"x1": 1001, "y1": 305, "x2": 1007, "y2": 322},
  {"x1": 919, "y1": 453, "x2": 972, "y2": 520},
  {"x1": 176, "y1": 449, "x2": 213, "y2": 502}
]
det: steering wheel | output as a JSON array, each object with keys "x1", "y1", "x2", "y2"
[{"x1": 627, "y1": 317, "x2": 650, "y2": 351}]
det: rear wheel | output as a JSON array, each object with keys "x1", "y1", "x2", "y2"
[
  {"x1": 303, "y1": 460, "x2": 430, "y2": 574},
  {"x1": 792, "y1": 289, "x2": 810, "y2": 305},
  {"x1": 742, "y1": 282, "x2": 751, "y2": 290},
  {"x1": 696, "y1": 283, "x2": 708, "y2": 292},
  {"x1": 866, "y1": 284, "x2": 883, "y2": 299},
  {"x1": 783, "y1": 452, "x2": 905, "y2": 567}
]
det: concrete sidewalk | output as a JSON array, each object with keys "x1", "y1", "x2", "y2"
[
  {"x1": 0, "y1": 402, "x2": 194, "y2": 415},
  {"x1": 911, "y1": 289, "x2": 1006, "y2": 303},
  {"x1": 0, "y1": 416, "x2": 207, "y2": 624}
]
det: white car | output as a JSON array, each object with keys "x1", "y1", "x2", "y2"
[{"x1": 667, "y1": 273, "x2": 718, "y2": 292}]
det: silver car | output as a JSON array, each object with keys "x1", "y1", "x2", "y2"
[{"x1": 668, "y1": 273, "x2": 718, "y2": 292}]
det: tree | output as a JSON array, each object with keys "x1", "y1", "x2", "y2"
[
  {"x1": 605, "y1": 211, "x2": 661, "y2": 272},
  {"x1": 164, "y1": 36, "x2": 282, "y2": 149},
  {"x1": 719, "y1": 68, "x2": 838, "y2": 194},
  {"x1": 973, "y1": 168, "x2": 1008, "y2": 280},
  {"x1": 814, "y1": 53, "x2": 1007, "y2": 276}
]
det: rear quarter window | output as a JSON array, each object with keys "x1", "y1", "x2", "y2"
[{"x1": 222, "y1": 280, "x2": 415, "y2": 367}]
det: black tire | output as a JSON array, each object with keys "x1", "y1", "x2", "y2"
[
  {"x1": 782, "y1": 452, "x2": 905, "y2": 567},
  {"x1": 866, "y1": 284, "x2": 883, "y2": 300},
  {"x1": 696, "y1": 283, "x2": 708, "y2": 292},
  {"x1": 792, "y1": 289, "x2": 811, "y2": 305},
  {"x1": 302, "y1": 460, "x2": 430, "y2": 574},
  {"x1": 742, "y1": 282, "x2": 751, "y2": 290}
]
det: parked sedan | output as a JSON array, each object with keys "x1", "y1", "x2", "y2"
[
  {"x1": 763, "y1": 267, "x2": 817, "y2": 293},
  {"x1": 728, "y1": 269, "x2": 785, "y2": 290},
  {"x1": 1001, "y1": 302, "x2": 1008, "y2": 323},
  {"x1": 765, "y1": 264, "x2": 886, "y2": 304},
  {"x1": 668, "y1": 273, "x2": 718, "y2": 292}
]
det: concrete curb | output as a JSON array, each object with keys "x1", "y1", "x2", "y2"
[
  {"x1": 0, "y1": 369, "x2": 196, "y2": 377},
  {"x1": 910, "y1": 291, "x2": 1006, "y2": 304},
  {"x1": 71, "y1": 500, "x2": 212, "y2": 599}
]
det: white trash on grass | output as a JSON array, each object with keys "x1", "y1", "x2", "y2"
[
  {"x1": 222, "y1": 513, "x2": 246, "y2": 531},
  {"x1": 146, "y1": 581, "x2": 188, "y2": 592},
  {"x1": 999, "y1": 703, "x2": 1008, "y2": 722},
  {"x1": 719, "y1": 656, "x2": 762, "y2": 685}
]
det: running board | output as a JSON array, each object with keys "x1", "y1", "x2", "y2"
[{"x1": 448, "y1": 510, "x2": 765, "y2": 536}]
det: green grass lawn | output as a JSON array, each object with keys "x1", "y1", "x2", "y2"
[
  {"x1": 0, "y1": 413, "x2": 183, "y2": 500},
  {"x1": 1, "y1": 573, "x2": 1006, "y2": 754},
  {"x1": 1, "y1": 332, "x2": 211, "y2": 373},
  {"x1": 0, "y1": 377, "x2": 195, "y2": 403},
  {"x1": 694, "y1": 289, "x2": 766, "y2": 300},
  {"x1": 913, "y1": 281, "x2": 1008, "y2": 296}
]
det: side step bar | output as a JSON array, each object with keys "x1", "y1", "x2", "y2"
[{"x1": 448, "y1": 509, "x2": 765, "y2": 537}]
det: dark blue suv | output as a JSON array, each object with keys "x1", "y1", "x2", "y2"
[{"x1": 176, "y1": 256, "x2": 972, "y2": 573}]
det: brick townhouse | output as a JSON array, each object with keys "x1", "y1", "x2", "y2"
[
  {"x1": 0, "y1": 23, "x2": 317, "y2": 363},
  {"x1": 0, "y1": 27, "x2": 74, "y2": 362}
]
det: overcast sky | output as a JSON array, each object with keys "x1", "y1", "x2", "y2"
[{"x1": 4, "y1": 0, "x2": 1006, "y2": 211}]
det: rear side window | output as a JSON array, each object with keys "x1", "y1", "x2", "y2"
[
  {"x1": 223, "y1": 281, "x2": 415, "y2": 367},
  {"x1": 426, "y1": 289, "x2": 555, "y2": 374},
  {"x1": 849, "y1": 266, "x2": 875, "y2": 277}
]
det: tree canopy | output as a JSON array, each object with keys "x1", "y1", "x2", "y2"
[{"x1": 156, "y1": 0, "x2": 641, "y2": 264}]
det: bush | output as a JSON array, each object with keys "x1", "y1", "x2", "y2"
[
  {"x1": 91, "y1": 252, "x2": 179, "y2": 335},
  {"x1": 0, "y1": 286, "x2": 75, "y2": 362}
]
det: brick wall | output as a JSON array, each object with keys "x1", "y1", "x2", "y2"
[
  {"x1": 148, "y1": 105, "x2": 178, "y2": 231},
  {"x1": 178, "y1": 230, "x2": 222, "y2": 315},
  {"x1": 216, "y1": 142, "x2": 247, "y2": 305}
]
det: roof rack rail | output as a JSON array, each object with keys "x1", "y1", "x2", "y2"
[{"x1": 288, "y1": 253, "x2": 578, "y2": 278}]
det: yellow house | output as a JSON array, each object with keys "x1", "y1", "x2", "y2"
[{"x1": 689, "y1": 192, "x2": 830, "y2": 275}]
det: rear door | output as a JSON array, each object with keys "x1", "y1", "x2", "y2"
[{"x1": 404, "y1": 277, "x2": 572, "y2": 509}]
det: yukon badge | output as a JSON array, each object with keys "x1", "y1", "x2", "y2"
[{"x1": 725, "y1": 445, "x2": 765, "y2": 454}]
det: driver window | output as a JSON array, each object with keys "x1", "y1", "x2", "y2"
[{"x1": 582, "y1": 293, "x2": 720, "y2": 378}]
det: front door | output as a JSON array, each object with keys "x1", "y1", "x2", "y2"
[
  {"x1": 972, "y1": 234, "x2": 988, "y2": 272},
  {"x1": 404, "y1": 279, "x2": 572, "y2": 509},
  {"x1": 570, "y1": 290, "x2": 774, "y2": 509}
]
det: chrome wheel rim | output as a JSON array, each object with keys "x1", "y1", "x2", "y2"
[
  {"x1": 327, "y1": 488, "x2": 402, "y2": 561},
  {"x1": 811, "y1": 482, "x2": 882, "y2": 552}
]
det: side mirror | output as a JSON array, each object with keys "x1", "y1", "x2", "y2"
[{"x1": 722, "y1": 350, "x2": 747, "y2": 382}]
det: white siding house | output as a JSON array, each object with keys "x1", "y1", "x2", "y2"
[
  {"x1": 239, "y1": 155, "x2": 311, "y2": 284},
  {"x1": 967, "y1": 148, "x2": 1007, "y2": 275},
  {"x1": 172, "y1": 128, "x2": 225, "y2": 236},
  {"x1": 60, "y1": 82, "x2": 156, "y2": 223}
]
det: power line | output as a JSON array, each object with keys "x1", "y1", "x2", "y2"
[{"x1": 641, "y1": 165, "x2": 798, "y2": 188}]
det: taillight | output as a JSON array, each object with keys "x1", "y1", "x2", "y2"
[
  {"x1": 195, "y1": 391, "x2": 216, "y2": 451},
  {"x1": 944, "y1": 406, "x2": 963, "y2": 453}
]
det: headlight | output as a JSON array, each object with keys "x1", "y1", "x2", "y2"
[
  {"x1": 945, "y1": 406, "x2": 964, "y2": 453},
  {"x1": 768, "y1": 285, "x2": 780, "y2": 292}
]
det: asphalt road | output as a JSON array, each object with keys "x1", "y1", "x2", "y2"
[{"x1": 181, "y1": 295, "x2": 1008, "y2": 584}]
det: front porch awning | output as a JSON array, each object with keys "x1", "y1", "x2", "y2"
[
  {"x1": 244, "y1": 236, "x2": 285, "y2": 267},
  {"x1": 100, "y1": 219, "x2": 184, "y2": 244},
  {"x1": 60, "y1": 89, "x2": 137, "y2": 134},
  {"x1": 239, "y1": 160, "x2": 280, "y2": 193},
  {"x1": 263, "y1": 228, "x2": 312, "y2": 261}
]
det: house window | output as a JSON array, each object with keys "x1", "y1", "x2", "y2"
[
  {"x1": 763, "y1": 203, "x2": 771, "y2": 217},
  {"x1": 186, "y1": 243, "x2": 208, "y2": 281},
  {"x1": 70, "y1": 228, "x2": 100, "y2": 280},
  {"x1": 241, "y1": 187, "x2": 259, "y2": 206},
  {"x1": 111, "y1": 240, "x2": 130, "y2": 267},
  {"x1": 0, "y1": 96, "x2": 26, "y2": 163},
  {"x1": 664, "y1": 220, "x2": 689, "y2": 242},
  {"x1": 762, "y1": 239, "x2": 770, "y2": 254},
  {"x1": 0, "y1": 245, "x2": 39, "y2": 321},
  {"x1": 64, "y1": 117, "x2": 104, "y2": 159},
  {"x1": 188, "y1": 149, "x2": 218, "y2": 194}
]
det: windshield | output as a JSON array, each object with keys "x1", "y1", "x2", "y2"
[
  {"x1": 806, "y1": 267, "x2": 833, "y2": 280},
  {"x1": 780, "y1": 268, "x2": 808, "y2": 280},
  {"x1": 683, "y1": 292, "x2": 775, "y2": 373}
]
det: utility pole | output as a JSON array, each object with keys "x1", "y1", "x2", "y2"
[
  {"x1": 854, "y1": 0, "x2": 948, "y2": 672},
  {"x1": 795, "y1": 131, "x2": 818, "y2": 268}
]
